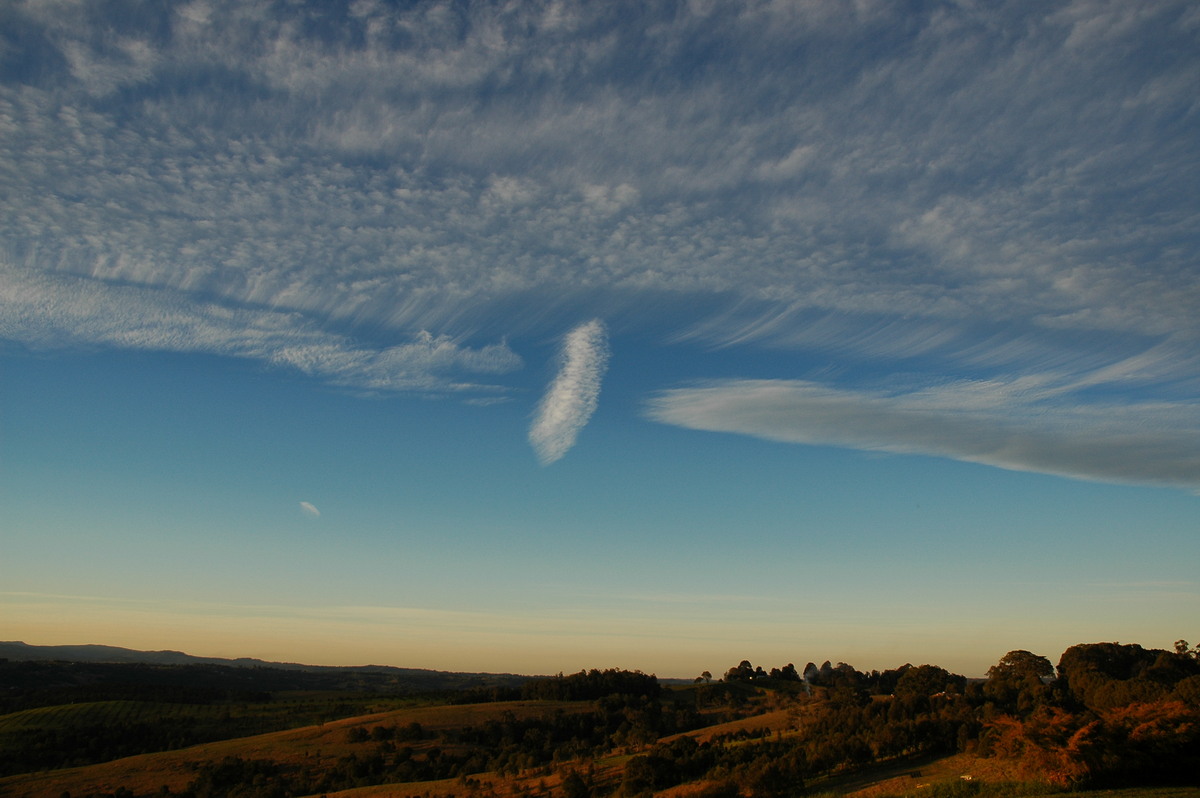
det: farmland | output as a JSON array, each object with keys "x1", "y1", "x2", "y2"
[{"x1": 1, "y1": 642, "x2": 1199, "y2": 798}]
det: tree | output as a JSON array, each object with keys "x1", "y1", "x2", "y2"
[
  {"x1": 562, "y1": 770, "x2": 590, "y2": 798},
  {"x1": 778, "y1": 663, "x2": 801, "y2": 682},
  {"x1": 985, "y1": 651, "x2": 1054, "y2": 715},
  {"x1": 895, "y1": 665, "x2": 953, "y2": 697},
  {"x1": 622, "y1": 754, "x2": 678, "y2": 795},
  {"x1": 988, "y1": 650, "x2": 1054, "y2": 681},
  {"x1": 725, "y1": 661, "x2": 755, "y2": 681}
]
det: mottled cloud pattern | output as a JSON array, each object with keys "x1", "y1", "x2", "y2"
[
  {"x1": 530, "y1": 321, "x2": 610, "y2": 465},
  {"x1": 1, "y1": 0, "x2": 1198, "y2": 485}
]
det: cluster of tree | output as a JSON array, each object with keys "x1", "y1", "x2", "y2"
[
  {"x1": 346, "y1": 721, "x2": 428, "y2": 744},
  {"x1": 443, "y1": 693, "x2": 701, "y2": 768},
  {"x1": 981, "y1": 700, "x2": 1200, "y2": 786},
  {"x1": 622, "y1": 734, "x2": 807, "y2": 798},
  {"x1": 694, "y1": 642, "x2": 1200, "y2": 790},
  {"x1": 722, "y1": 661, "x2": 801, "y2": 683},
  {"x1": 1057, "y1": 641, "x2": 1200, "y2": 709},
  {"x1": 521, "y1": 669, "x2": 662, "y2": 701},
  {"x1": 1, "y1": 717, "x2": 212, "y2": 775},
  {"x1": 167, "y1": 748, "x2": 479, "y2": 796},
  {"x1": 717, "y1": 659, "x2": 967, "y2": 699},
  {"x1": 971, "y1": 642, "x2": 1200, "y2": 787}
]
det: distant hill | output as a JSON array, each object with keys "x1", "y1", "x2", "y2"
[
  {"x1": 0, "y1": 640, "x2": 532, "y2": 688},
  {"x1": 1, "y1": 640, "x2": 287, "y2": 668}
]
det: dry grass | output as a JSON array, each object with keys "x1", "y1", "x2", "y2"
[
  {"x1": 661, "y1": 708, "x2": 799, "y2": 744},
  {"x1": 310, "y1": 764, "x2": 625, "y2": 798},
  {"x1": 0, "y1": 700, "x2": 583, "y2": 798}
]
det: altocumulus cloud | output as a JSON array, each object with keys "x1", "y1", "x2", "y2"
[
  {"x1": 529, "y1": 320, "x2": 609, "y2": 465},
  {"x1": 1, "y1": 0, "x2": 1198, "y2": 464}
]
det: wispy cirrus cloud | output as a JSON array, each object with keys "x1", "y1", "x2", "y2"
[
  {"x1": 0, "y1": 261, "x2": 521, "y2": 394},
  {"x1": 646, "y1": 373, "x2": 1200, "y2": 492},
  {"x1": 299, "y1": 501, "x2": 320, "y2": 518},
  {"x1": 529, "y1": 320, "x2": 609, "y2": 465}
]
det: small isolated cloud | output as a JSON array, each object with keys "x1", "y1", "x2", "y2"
[
  {"x1": 646, "y1": 377, "x2": 1200, "y2": 492},
  {"x1": 529, "y1": 320, "x2": 610, "y2": 465},
  {"x1": 299, "y1": 501, "x2": 321, "y2": 518}
]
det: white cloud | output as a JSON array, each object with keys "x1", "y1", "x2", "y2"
[
  {"x1": 299, "y1": 501, "x2": 320, "y2": 517},
  {"x1": 529, "y1": 320, "x2": 609, "y2": 465},
  {"x1": 1, "y1": 0, "x2": 1197, "y2": 422},
  {"x1": 0, "y1": 261, "x2": 521, "y2": 395},
  {"x1": 646, "y1": 376, "x2": 1200, "y2": 492}
]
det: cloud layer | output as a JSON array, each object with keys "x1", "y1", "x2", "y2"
[
  {"x1": 529, "y1": 320, "x2": 610, "y2": 465},
  {"x1": 1, "y1": 0, "x2": 1198, "y2": 478}
]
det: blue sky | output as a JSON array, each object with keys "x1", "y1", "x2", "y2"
[{"x1": 2, "y1": 0, "x2": 1198, "y2": 678}]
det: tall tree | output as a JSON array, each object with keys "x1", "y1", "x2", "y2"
[{"x1": 988, "y1": 650, "x2": 1054, "y2": 680}]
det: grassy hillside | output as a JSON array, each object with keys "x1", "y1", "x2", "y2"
[
  {"x1": 0, "y1": 690, "x2": 478, "y2": 775},
  {"x1": 3, "y1": 644, "x2": 1198, "y2": 798},
  {"x1": 8, "y1": 698, "x2": 1193, "y2": 798},
  {"x1": 0, "y1": 699, "x2": 587, "y2": 798}
]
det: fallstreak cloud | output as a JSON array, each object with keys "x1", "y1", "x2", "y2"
[
  {"x1": 2, "y1": 0, "x2": 1198, "y2": 483},
  {"x1": 529, "y1": 320, "x2": 610, "y2": 465}
]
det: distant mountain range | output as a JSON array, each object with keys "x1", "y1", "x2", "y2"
[
  {"x1": 0, "y1": 641, "x2": 691, "y2": 687},
  {"x1": 0, "y1": 640, "x2": 528, "y2": 681}
]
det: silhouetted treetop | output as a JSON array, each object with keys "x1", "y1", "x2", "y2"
[
  {"x1": 1057, "y1": 641, "x2": 1200, "y2": 710},
  {"x1": 988, "y1": 650, "x2": 1054, "y2": 680},
  {"x1": 521, "y1": 668, "x2": 660, "y2": 701}
]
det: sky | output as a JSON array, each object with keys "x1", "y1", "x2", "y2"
[{"x1": 1, "y1": 0, "x2": 1198, "y2": 679}]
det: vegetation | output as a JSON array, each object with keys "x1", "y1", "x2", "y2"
[{"x1": 1, "y1": 639, "x2": 1197, "y2": 798}]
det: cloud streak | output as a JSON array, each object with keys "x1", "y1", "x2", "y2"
[
  {"x1": 299, "y1": 502, "x2": 320, "y2": 518},
  {"x1": 529, "y1": 320, "x2": 609, "y2": 465},
  {"x1": 0, "y1": 261, "x2": 521, "y2": 394},
  {"x1": 646, "y1": 376, "x2": 1200, "y2": 492}
]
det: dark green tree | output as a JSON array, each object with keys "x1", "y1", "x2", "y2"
[
  {"x1": 895, "y1": 665, "x2": 955, "y2": 697},
  {"x1": 725, "y1": 661, "x2": 755, "y2": 681},
  {"x1": 984, "y1": 650, "x2": 1054, "y2": 715},
  {"x1": 988, "y1": 650, "x2": 1054, "y2": 680},
  {"x1": 561, "y1": 770, "x2": 590, "y2": 798}
]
